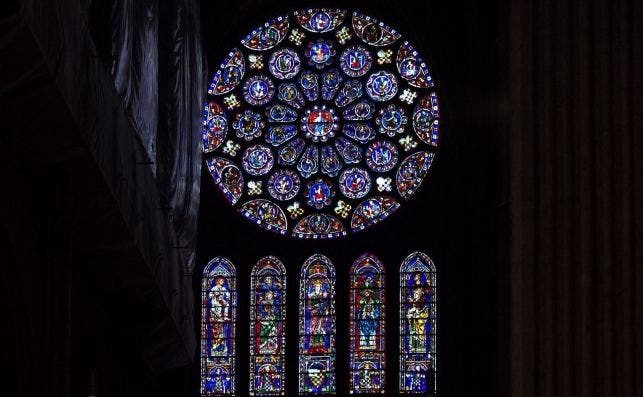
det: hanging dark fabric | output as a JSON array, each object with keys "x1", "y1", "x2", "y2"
[{"x1": 109, "y1": 0, "x2": 203, "y2": 271}]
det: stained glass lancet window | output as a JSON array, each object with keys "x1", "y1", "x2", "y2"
[
  {"x1": 349, "y1": 254, "x2": 386, "y2": 394},
  {"x1": 250, "y1": 256, "x2": 287, "y2": 395},
  {"x1": 399, "y1": 252, "x2": 437, "y2": 394},
  {"x1": 298, "y1": 254, "x2": 336, "y2": 394},
  {"x1": 201, "y1": 257, "x2": 237, "y2": 396},
  {"x1": 202, "y1": 8, "x2": 441, "y2": 239}
]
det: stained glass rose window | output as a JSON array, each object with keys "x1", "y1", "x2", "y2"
[{"x1": 202, "y1": 9, "x2": 440, "y2": 239}]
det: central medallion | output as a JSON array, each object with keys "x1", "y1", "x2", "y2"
[{"x1": 300, "y1": 105, "x2": 339, "y2": 142}]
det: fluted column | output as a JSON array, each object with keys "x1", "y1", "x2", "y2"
[{"x1": 502, "y1": 0, "x2": 641, "y2": 395}]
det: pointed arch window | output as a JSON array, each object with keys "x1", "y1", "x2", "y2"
[
  {"x1": 399, "y1": 252, "x2": 437, "y2": 394},
  {"x1": 298, "y1": 254, "x2": 336, "y2": 394},
  {"x1": 201, "y1": 257, "x2": 237, "y2": 396},
  {"x1": 349, "y1": 254, "x2": 386, "y2": 393},
  {"x1": 250, "y1": 256, "x2": 287, "y2": 395}
]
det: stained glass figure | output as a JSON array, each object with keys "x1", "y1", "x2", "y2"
[
  {"x1": 352, "y1": 12, "x2": 401, "y2": 47},
  {"x1": 349, "y1": 254, "x2": 386, "y2": 394},
  {"x1": 202, "y1": 8, "x2": 441, "y2": 238},
  {"x1": 298, "y1": 254, "x2": 336, "y2": 394},
  {"x1": 399, "y1": 252, "x2": 437, "y2": 394},
  {"x1": 241, "y1": 15, "x2": 290, "y2": 51},
  {"x1": 202, "y1": 101, "x2": 227, "y2": 153},
  {"x1": 201, "y1": 257, "x2": 237, "y2": 396},
  {"x1": 294, "y1": 9, "x2": 346, "y2": 33},
  {"x1": 250, "y1": 257, "x2": 287, "y2": 395}
]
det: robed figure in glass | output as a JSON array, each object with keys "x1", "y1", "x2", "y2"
[
  {"x1": 399, "y1": 252, "x2": 437, "y2": 394},
  {"x1": 250, "y1": 257, "x2": 287, "y2": 395},
  {"x1": 201, "y1": 257, "x2": 237, "y2": 396},
  {"x1": 298, "y1": 254, "x2": 336, "y2": 394},
  {"x1": 349, "y1": 254, "x2": 386, "y2": 393}
]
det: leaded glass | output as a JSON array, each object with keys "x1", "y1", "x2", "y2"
[
  {"x1": 249, "y1": 256, "x2": 287, "y2": 395},
  {"x1": 201, "y1": 257, "x2": 237, "y2": 396},
  {"x1": 399, "y1": 252, "x2": 437, "y2": 394},
  {"x1": 202, "y1": 8, "x2": 441, "y2": 239},
  {"x1": 298, "y1": 254, "x2": 336, "y2": 394},
  {"x1": 349, "y1": 254, "x2": 386, "y2": 394}
]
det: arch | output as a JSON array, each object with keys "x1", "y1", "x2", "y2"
[
  {"x1": 298, "y1": 254, "x2": 336, "y2": 394},
  {"x1": 399, "y1": 251, "x2": 437, "y2": 393},
  {"x1": 349, "y1": 253, "x2": 386, "y2": 393},
  {"x1": 249, "y1": 256, "x2": 287, "y2": 395},
  {"x1": 200, "y1": 257, "x2": 237, "y2": 395}
]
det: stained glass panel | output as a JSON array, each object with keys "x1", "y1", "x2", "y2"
[
  {"x1": 249, "y1": 256, "x2": 287, "y2": 395},
  {"x1": 298, "y1": 254, "x2": 336, "y2": 394},
  {"x1": 349, "y1": 254, "x2": 386, "y2": 394},
  {"x1": 201, "y1": 257, "x2": 237, "y2": 396},
  {"x1": 399, "y1": 252, "x2": 437, "y2": 394},
  {"x1": 202, "y1": 8, "x2": 441, "y2": 239}
]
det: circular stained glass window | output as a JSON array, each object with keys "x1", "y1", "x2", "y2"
[{"x1": 202, "y1": 9, "x2": 441, "y2": 239}]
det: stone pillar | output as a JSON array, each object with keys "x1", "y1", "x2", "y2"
[{"x1": 500, "y1": 0, "x2": 642, "y2": 395}]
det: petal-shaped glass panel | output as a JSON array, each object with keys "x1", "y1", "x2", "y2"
[
  {"x1": 241, "y1": 16, "x2": 290, "y2": 51},
  {"x1": 208, "y1": 48, "x2": 246, "y2": 95},
  {"x1": 295, "y1": 8, "x2": 346, "y2": 33},
  {"x1": 352, "y1": 11, "x2": 401, "y2": 46}
]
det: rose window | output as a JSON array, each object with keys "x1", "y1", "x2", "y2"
[{"x1": 201, "y1": 9, "x2": 441, "y2": 239}]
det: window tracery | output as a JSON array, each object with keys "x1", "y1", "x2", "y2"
[{"x1": 202, "y1": 8, "x2": 440, "y2": 239}]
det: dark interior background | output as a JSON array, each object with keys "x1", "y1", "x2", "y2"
[
  {"x1": 4, "y1": 0, "x2": 639, "y2": 396},
  {"x1": 195, "y1": 1, "x2": 501, "y2": 396}
]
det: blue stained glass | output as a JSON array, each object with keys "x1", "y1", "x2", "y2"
[
  {"x1": 334, "y1": 80, "x2": 363, "y2": 107},
  {"x1": 320, "y1": 145, "x2": 342, "y2": 177},
  {"x1": 305, "y1": 39, "x2": 336, "y2": 69},
  {"x1": 250, "y1": 257, "x2": 287, "y2": 396},
  {"x1": 365, "y1": 71, "x2": 398, "y2": 102},
  {"x1": 203, "y1": 8, "x2": 441, "y2": 239},
  {"x1": 299, "y1": 71, "x2": 320, "y2": 101},
  {"x1": 241, "y1": 16, "x2": 289, "y2": 51},
  {"x1": 352, "y1": 11, "x2": 401, "y2": 47},
  {"x1": 278, "y1": 138, "x2": 306, "y2": 166},
  {"x1": 349, "y1": 254, "x2": 386, "y2": 394},
  {"x1": 342, "y1": 100, "x2": 376, "y2": 121},
  {"x1": 297, "y1": 145, "x2": 319, "y2": 178},
  {"x1": 343, "y1": 122, "x2": 376, "y2": 143},
  {"x1": 294, "y1": 9, "x2": 346, "y2": 33},
  {"x1": 266, "y1": 104, "x2": 299, "y2": 123},
  {"x1": 399, "y1": 252, "x2": 437, "y2": 394},
  {"x1": 278, "y1": 83, "x2": 305, "y2": 109},
  {"x1": 265, "y1": 125, "x2": 298, "y2": 146},
  {"x1": 269, "y1": 48, "x2": 301, "y2": 80},
  {"x1": 244, "y1": 75, "x2": 276, "y2": 106},
  {"x1": 208, "y1": 49, "x2": 245, "y2": 95},
  {"x1": 201, "y1": 257, "x2": 237, "y2": 396},
  {"x1": 306, "y1": 179, "x2": 334, "y2": 209},
  {"x1": 321, "y1": 69, "x2": 344, "y2": 100},
  {"x1": 339, "y1": 45, "x2": 373, "y2": 77},
  {"x1": 334, "y1": 137, "x2": 362, "y2": 164},
  {"x1": 299, "y1": 255, "x2": 336, "y2": 394}
]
